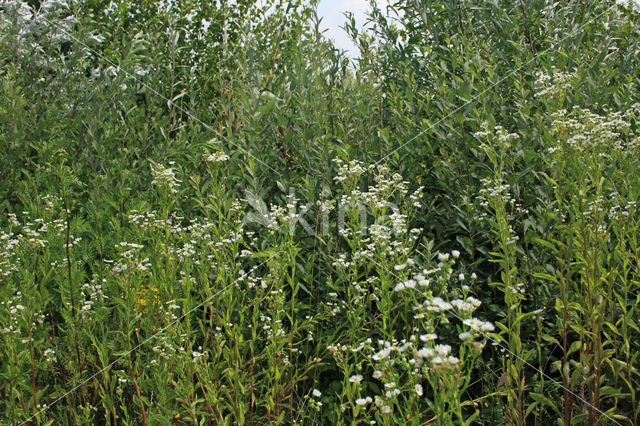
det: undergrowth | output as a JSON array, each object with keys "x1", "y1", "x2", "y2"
[{"x1": 1, "y1": 0, "x2": 640, "y2": 424}]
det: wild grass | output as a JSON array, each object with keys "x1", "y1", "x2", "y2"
[{"x1": 1, "y1": 0, "x2": 640, "y2": 424}]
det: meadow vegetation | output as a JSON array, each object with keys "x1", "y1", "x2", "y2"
[{"x1": 1, "y1": 0, "x2": 640, "y2": 424}]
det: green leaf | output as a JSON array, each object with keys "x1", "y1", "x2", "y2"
[
  {"x1": 533, "y1": 272, "x2": 559, "y2": 284},
  {"x1": 567, "y1": 340, "x2": 582, "y2": 356},
  {"x1": 529, "y1": 392, "x2": 557, "y2": 411}
]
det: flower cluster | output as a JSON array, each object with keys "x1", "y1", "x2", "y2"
[
  {"x1": 0, "y1": 227, "x2": 20, "y2": 277},
  {"x1": 150, "y1": 161, "x2": 181, "y2": 194},
  {"x1": 1, "y1": 211, "x2": 70, "y2": 279},
  {"x1": 463, "y1": 318, "x2": 495, "y2": 332},
  {"x1": 415, "y1": 344, "x2": 460, "y2": 369},
  {"x1": 335, "y1": 161, "x2": 409, "y2": 212},
  {"x1": 191, "y1": 347, "x2": 208, "y2": 363},
  {"x1": 266, "y1": 193, "x2": 308, "y2": 235},
  {"x1": 550, "y1": 104, "x2": 640, "y2": 154},
  {"x1": 134, "y1": 284, "x2": 161, "y2": 314},
  {"x1": 43, "y1": 348, "x2": 57, "y2": 363},
  {"x1": 534, "y1": 68, "x2": 575, "y2": 103},
  {"x1": 109, "y1": 241, "x2": 150, "y2": 274},
  {"x1": 325, "y1": 236, "x2": 497, "y2": 418},
  {"x1": 205, "y1": 151, "x2": 230, "y2": 163},
  {"x1": 333, "y1": 159, "x2": 367, "y2": 184},
  {"x1": 80, "y1": 277, "x2": 108, "y2": 320},
  {"x1": 451, "y1": 297, "x2": 481, "y2": 313},
  {"x1": 474, "y1": 125, "x2": 520, "y2": 150},
  {"x1": 151, "y1": 334, "x2": 185, "y2": 361},
  {"x1": 2, "y1": 292, "x2": 25, "y2": 336}
]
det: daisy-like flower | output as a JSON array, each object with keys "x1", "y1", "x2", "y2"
[
  {"x1": 451, "y1": 299, "x2": 474, "y2": 312},
  {"x1": 385, "y1": 389, "x2": 400, "y2": 398},
  {"x1": 447, "y1": 355, "x2": 460, "y2": 364},
  {"x1": 466, "y1": 297, "x2": 481, "y2": 307},
  {"x1": 427, "y1": 297, "x2": 452, "y2": 311},
  {"x1": 437, "y1": 253, "x2": 450, "y2": 262},
  {"x1": 205, "y1": 151, "x2": 229, "y2": 163},
  {"x1": 464, "y1": 317, "x2": 494, "y2": 331},
  {"x1": 458, "y1": 331, "x2": 473, "y2": 341},
  {"x1": 432, "y1": 355, "x2": 460, "y2": 367},
  {"x1": 419, "y1": 333, "x2": 437, "y2": 342},
  {"x1": 398, "y1": 342, "x2": 412, "y2": 352},
  {"x1": 463, "y1": 318, "x2": 483, "y2": 330},
  {"x1": 312, "y1": 389, "x2": 322, "y2": 398},
  {"x1": 415, "y1": 383, "x2": 424, "y2": 397},
  {"x1": 43, "y1": 348, "x2": 57, "y2": 362},
  {"x1": 480, "y1": 321, "x2": 495, "y2": 331},
  {"x1": 418, "y1": 278, "x2": 430, "y2": 286},
  {"x1": 355, "y1": 396, "x2": 373, "y2": 406},
  {"x1": 372, "y1": 348, "x2": 390, "y2": 361},
  {"x1": 417, "y1": 347, "x2": 435, "y2": 359},
  {"x1": 349, "y1": 374, "x2": 364, "y2": 383},
  {"x1": 434, "y1": 344, "x2": 452, "y2": 356}
]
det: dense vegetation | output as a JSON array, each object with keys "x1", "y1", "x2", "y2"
[{"x1": 1, "y1": 0, "x2": 640, "y2": 424}]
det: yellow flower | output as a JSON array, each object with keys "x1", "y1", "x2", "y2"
[{"x1": 134, "y1": 284, "x2": 161, "y2": 314}]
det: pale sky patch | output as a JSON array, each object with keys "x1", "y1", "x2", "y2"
[{"x1": 317, "y1": 0, "x2": 391, "y2": 57}]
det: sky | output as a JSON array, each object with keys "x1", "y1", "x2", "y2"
[{"x1": 316, "y1": 0, "x2": 379, "y2": 57}]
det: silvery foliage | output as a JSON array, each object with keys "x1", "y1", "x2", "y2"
[
  {"x1": 1, "y1": 0, "x2": 103, "y2": 71},
  {"x1": 1, "y1": 0, "x2": 110, "y2": 124}
]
